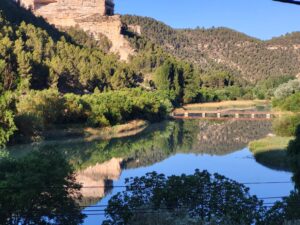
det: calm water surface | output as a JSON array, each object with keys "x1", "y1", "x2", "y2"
[
  {"x1": 10, "y1": 119, "x2": 295, "y2": 224},
  {"x1": 83, "y1": 149, "x2": 293, "y2": 224}
]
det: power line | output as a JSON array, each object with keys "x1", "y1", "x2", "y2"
[
  {"x1": 79, "y1": 197, "x2": 300, "y2": 211},
  {"x1": 83, "y1": 202, "x2": 300, "y2": 216},
  {"x1": 82, "y1": 202, "x2": 300, "y2": 216},
  {"x1": 6, "y1": 199, "x2": 299, "y2": 217},
  {"x1": 0, "y1": 181, "x2": 292, "y2": 190},
  {"x1": 78, "y1": 196, "x2": 292, "y2": 209}
]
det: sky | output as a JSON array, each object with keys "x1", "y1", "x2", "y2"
[{"x1": 115, "y1": 0, "x2": 300, "y2": 40}]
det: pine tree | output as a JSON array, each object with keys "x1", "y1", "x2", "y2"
[{"x1": 14, "y1": 38, "x2": 32, "y2": 92}]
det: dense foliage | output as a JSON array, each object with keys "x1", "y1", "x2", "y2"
[
  {"x1": 273, "y1": 92, "x2": 300, "y2": 112},
  {"x1": 0, "y1": 0, "x2": 298, "y2": 148},
  {"x1": 0, "y1": 14, "x2": 139, "y2": 93},
  {"x1": 264, "y1": 191, "x2": 300, "y2": 225},
  {"x1": 13, "y1": 88, "x2": 172, "y2": 142},
  {"x1": 273, "y1": 79, "x2": 300, "y2": 100},
  {"x1": 271, "y1": 79, "x2": 300, "y2": 136},
  {"x1": 151, "y1": 59, "x2": 251, "y2": 104},
  {"x1": 103, "y1": 170, "x2": 265, "y2": 225},
  {"x1": 0, "y1": 93, "x2": 16, "y2": 148},
  {"x1": 253, "y1": 75, "x2": 294, "y2": 99},
  {"x1": 61, "y1": 26, "x2": 112, "y2": 53},
  {"x1": 0, "y1": 149, "x2": 85, "y2": 224},
  {"x1": 272, "y1": 114, "x2": 300, "y2": 137},
  {"x1": 0, "y1": 1, "x2": 178, "y2": 146}
]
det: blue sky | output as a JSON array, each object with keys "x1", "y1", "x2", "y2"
[{"x1": 115, "y1": 0, "x2": 300, "y2": 40}]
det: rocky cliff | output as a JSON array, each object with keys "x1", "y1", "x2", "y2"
[{"x1": 19, "y1": 0, "x2": 134, "y2": 60}]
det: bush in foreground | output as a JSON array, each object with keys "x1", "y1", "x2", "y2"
[
  {"x1": 103, "y1": 170, "x2": 265, "y2": 225},
  {"x1": 0, "y1": 149, "x2": 85, "y2": 224}
]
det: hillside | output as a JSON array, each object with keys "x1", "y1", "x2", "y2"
[
  {"x1": 0, "y1": 0, "x2": 197, "y2": 146},
  {"x1": 122, "y1": 15, "x2": 300, "y2": 83},
  {"x1": 1, "y1": 0, "x2": 300, "y2": 147},
  {"x1": 0, "y1": 0, "x2": 191, "y2": 94}
]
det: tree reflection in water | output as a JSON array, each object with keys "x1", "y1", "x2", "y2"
[
  {"x1": 0, "y1": 149, "x2": 85, "y2": 225},
  {"x1": 7, "y1": 119, "x2": 300, "y2": 224}
]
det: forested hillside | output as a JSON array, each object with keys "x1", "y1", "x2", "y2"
[
  {"x1": 0, "y1": 5, "x2": 137, "y2": 93},
  {"x1": 0, "y1": 0, "x2": 198, "y2": 94},
  {"x1": 1, "y1": 0, "x2": 299, "y2": 147},
  {"x1": 0, "y1": 0, "x2": 200, "y2": 146},
  {"x1": 122, "y1": 15, "x2": 300, "y2": 83}
]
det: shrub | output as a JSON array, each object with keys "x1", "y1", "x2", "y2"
[
  {"x1": 273, "y1": 92, "x2": 300, "y2": 112},
  {"x1": 63, "y1": 93, "x2": 88, "y2": 123},
  {"x1": 253, "y1": 75, "x2": 294, "y2": 99},
  {"x1": 13, "y1": 89, "x2": 173, "y2": 141},
  {"x1": 82, "y1": 89, "x2": 172, "y2": 127},
  {"x1": 274, "y1": 79, "x2": 300, "y2": 99},
  {"x1": 14, "y1": 113, "x2": 44, "y2": 142},
  {"x1": 0, "y1": 93, "x2": 16, "y2": 147},
  {"x1": 273, "y1": 114, "x2": 300, "y2": 137},
  {"x1": 16, "y1": 89, "x2": 65, "y2": 125}
]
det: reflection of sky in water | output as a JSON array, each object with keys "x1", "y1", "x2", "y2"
[{"x1": 83, "y1": 148, "x2": 293, "y2": 225}]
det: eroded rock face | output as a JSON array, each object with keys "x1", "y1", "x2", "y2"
[
  {"x1": 18, "y1": 0, "x2": 134, "y2": 60},
  {"x1": 20, "y1": 0, "x2": 113, "y2": 15},
  {"x1": 73, "y1": 15, "x2": 135, "y2": 61},
  {"x1": 76, "y1": 158, "x2": 123, "y2": 199}
]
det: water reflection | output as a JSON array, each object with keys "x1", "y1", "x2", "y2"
[
  {"x1": 9, "y1": 120, "x2": 274, "y2": 202},
  {"x1": 10, "y1": 120, "x2": 272, "y2": 164},
  {"x1": 7, "y1": 119, "x2": 300, "y2": 224},
  {"x1": 77, "y1": 158, "x2": 123, "y2": 206}
]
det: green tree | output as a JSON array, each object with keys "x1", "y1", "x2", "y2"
[
  {"x1": 103, "y1": 170, "x2": 265, "y2": 225},
  {"x1": 0, "y1": 93, "x2": 16, "y2": 148},
  {"x1": 183, "y1": 64, "x2": 200, "y2": 103},
  {"x1": 14, "y1": 38, "x2": 32, "y2": 92},
  {"x1": 274, "y1": 79, "x2": 300, "y2": 100},
  {"x1": 154, "y1": 60, "x2": 174, "y2": 91},
  {"x1": 0, "y1": 149, "x2": 85, "y2": 225}
]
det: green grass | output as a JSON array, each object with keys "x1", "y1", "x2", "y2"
[
  {"x1": 249, "y1": 136, "x2": 293, "y2": 154},
  {"x1": 249, "y1": 136, "x2": 293, "y2": 171}
]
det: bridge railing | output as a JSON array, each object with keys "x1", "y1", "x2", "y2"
[{"x1": 171, "y1": 110, "x2": 285, "y2": 120}]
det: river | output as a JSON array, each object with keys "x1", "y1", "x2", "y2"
[{"x1": 9, "y1": 119, "x2": 294, "y2": 224}]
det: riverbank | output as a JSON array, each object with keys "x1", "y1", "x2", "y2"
[
  {"x1": 44, "y1": 120, "x2": 149, "y2": 141},
  {"x1": 249, "y1": 136, "x2": 293, "y2": 171},
  {"x1": 10, "y1": 120, "x2": 149, "y2": 148},
  {"x1": 182, "y1": 100, "x2": 269, "y2": 111},
  {"x1": 84, "y1": 120, "x2": 149, "y2": 141}
]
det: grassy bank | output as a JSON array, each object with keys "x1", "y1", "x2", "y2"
[
  {"x1": 182, "y1": 100, "x2": 269, "y2": 111},
  {"x1": 249, "y1": 136, "x2": 293, "y2": 171}
]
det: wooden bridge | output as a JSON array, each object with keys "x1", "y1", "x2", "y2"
[{"x1": 171, "y1": 109, "x2": 284, "y2": 121}]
